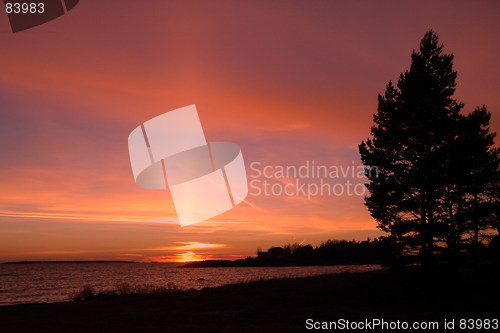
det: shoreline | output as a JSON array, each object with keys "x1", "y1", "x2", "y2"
[
  {"x1": 0, "y1": 263, "x2": 382, "y2": 307},
  {"x1": 181, "y1": 259, "x2": 385, "y2": 268},
  {"x1": 0, "y1": 265, "x2": 498, "y2": 332}
]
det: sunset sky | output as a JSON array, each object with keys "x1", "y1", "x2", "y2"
[{"x1": 0, "y1": 0, "x2": 499, "y2": 262}]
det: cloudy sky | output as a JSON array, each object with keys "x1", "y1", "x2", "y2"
[{"x1": 0, "y1": 0, "x2": 498, "y2": 262}]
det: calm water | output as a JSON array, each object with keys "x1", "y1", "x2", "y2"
[{"x1": 0, "y1": 263, "x2": 381, "y2": 306}]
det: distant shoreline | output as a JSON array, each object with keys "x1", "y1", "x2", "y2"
[{"x1": 1, "y1": 260, "x2": 137, "y2": 265}]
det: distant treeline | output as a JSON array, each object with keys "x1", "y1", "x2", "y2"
[
  {"x1": 184, "y1": 234, "x2": 500, "y2": 268},
  {"x1": 183, "y1": 237, "x2": 397, "y2": 267}
]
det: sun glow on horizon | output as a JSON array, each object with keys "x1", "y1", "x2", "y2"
[{"x1": 174, "y1": 251, "x2": 204, "y2": 263}]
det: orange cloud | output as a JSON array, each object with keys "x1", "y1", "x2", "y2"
[{"x1": 173, "y1": 242, "x2": 226, "y2": 250}]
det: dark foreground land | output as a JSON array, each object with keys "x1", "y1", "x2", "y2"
[{"x1": 0, "y1": 265, "x2": 498, "y2": 333}]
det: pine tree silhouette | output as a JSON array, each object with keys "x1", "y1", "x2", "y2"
[{"x1": 359, "y1": 30, "x2": 499, "y2": 266}]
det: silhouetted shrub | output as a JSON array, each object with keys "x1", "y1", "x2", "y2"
[
  {"x1": 72, "y1": 282, "x2": 183, "y2": 301},
  {"x1": 73, "y1": 285, "x2": 96, "y2": 301}
]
